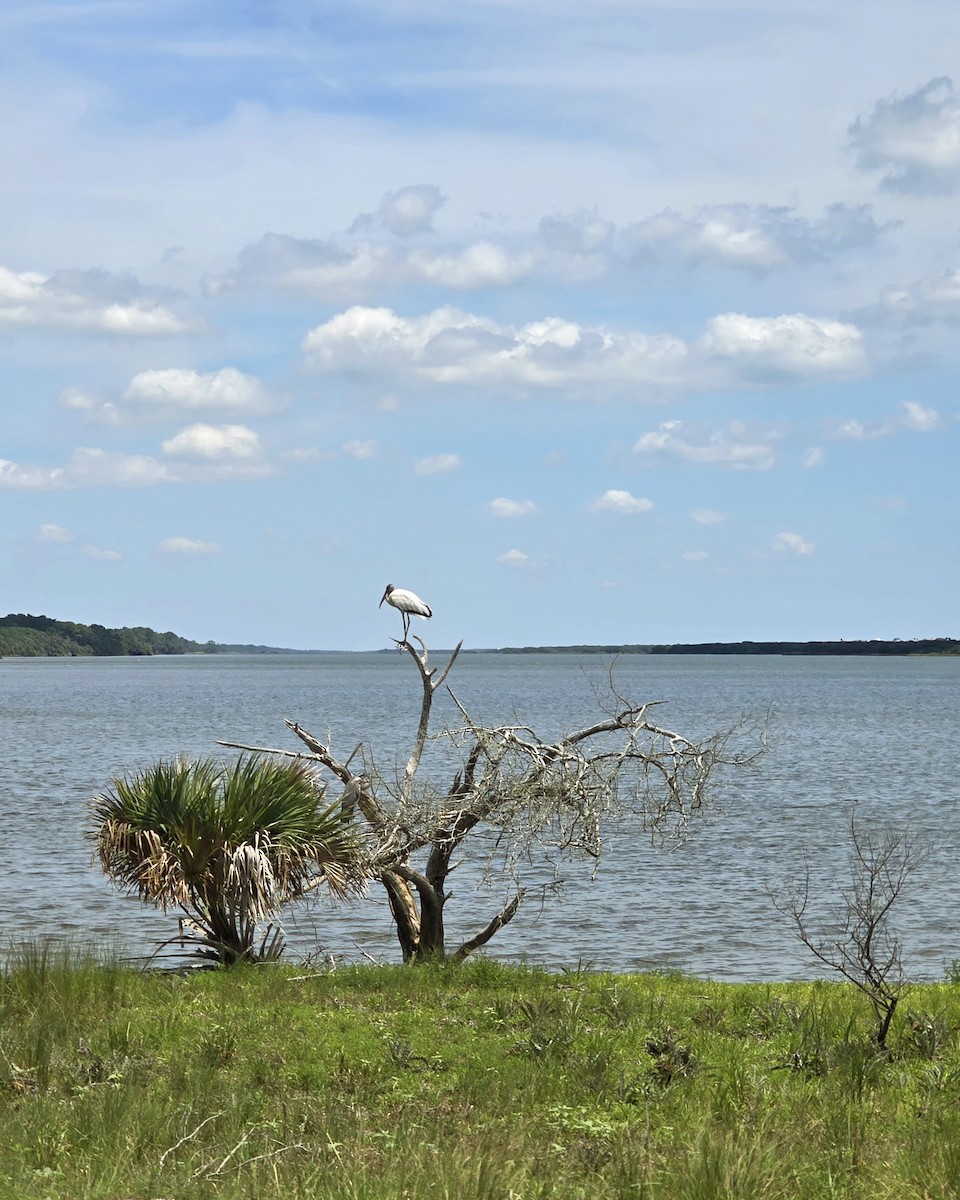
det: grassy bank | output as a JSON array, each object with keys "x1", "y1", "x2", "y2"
[{"x1": 3, "y1": 947, "x2": 960, "y2": 1199}]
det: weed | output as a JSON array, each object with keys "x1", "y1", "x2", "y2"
[{"x1": 4, "y1": 951, "x2": 960, "y2": 1197}]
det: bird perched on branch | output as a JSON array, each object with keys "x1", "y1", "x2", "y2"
[{"x1": 379, "y1": 583, "x2": 432, "y2": 643}]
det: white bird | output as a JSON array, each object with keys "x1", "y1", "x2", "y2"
[{"x1": 379, "y1": 583, "x2": 432, "y2": 643}]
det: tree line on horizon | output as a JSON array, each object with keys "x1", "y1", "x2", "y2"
[
  {"x1": 2, "y1": 612, "x2": 957, "y2": 659},
  {"x1": 499, "y1": 637, "x2": 960, "y2": 656},
  {"x1": 0, "y1": 613, "x2": 291, "y2": 658}
]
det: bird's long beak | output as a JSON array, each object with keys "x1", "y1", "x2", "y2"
[{"x1": 379, "y1": 590, "x2": 388, "y2": 607}]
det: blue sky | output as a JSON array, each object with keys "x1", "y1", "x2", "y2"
[{"x1": 2, "y1": 0, "x2": 958, "y2": 650}]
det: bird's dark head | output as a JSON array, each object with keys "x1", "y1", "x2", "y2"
[{"x1": 379, "y1": 584, "x2": 394, "y2": 607}]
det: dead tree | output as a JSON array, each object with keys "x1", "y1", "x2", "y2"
[
  {"x1": 773, "y1": 807, "x2": 929, "y2": 1050},
  {"x1": 222, "y1": 637, "x2": 753, "y2": 964}
]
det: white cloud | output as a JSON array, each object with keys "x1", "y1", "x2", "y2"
[
  {"x1": 850, "y1": 77, "x2": 960, "y2": 194},
  {"x1": 407, "y1": 242, "x2": 536, "y2": 288},
  {"x1": 833, "y1": 401, "x2": 941, "y2": 440},
  {"x1": 303, "y1": 304, "x2": 865, "y2": 398},
  {"x1": 303, "y1": 304, "x2": 688, "y2": 395},
  {"x1": 856, "y1": 268, "x2": 960, "y2": 326},
  {"x1": 0, "y1": 433, "x2": 276, "y2": 490},
  {"x1": 83, "y1": 544, "x2": 124, "y2": 563},
  {"x1": 64, "y1": 367, "x2": 274, "y2": 424},
  {"x1": 834, "y1": 418, "x2": 881, "y2": 442},
  {"x1": 900, "y1": 401, "x2": 940, "y2": 431},
  {"x1": 499, "y1": 548, "x2": 530, "y2": 566},
  {"x1": 690, "y1": 508, "x2": 727, "y2": 525},
  {"x1": 37, "y1": 523, "x2": 74, "y2": 542},
  {"x1": 539, "y1": 209, "x2": 615, "y2": 256},
  {"x1": 344, "y1": 439, "x2": 378, "y2": 459},
  {"x1": 159, "y1": 536, "x2": 222, "y2": 557},
  {"x1": 0, "y1": 448, "x2": 175, "y2": 490},
  {"x1": 803, "y1": 446, "x2": 824, "y2": 467},
  {"x1": 699, "y1": 313, "x2": 865, "y2": 379},
  {"x1": 627, "y1": 203, "x2": 891, "y2": 273},
  {"x1": 0, "y1": 265, "x2": 194, "y2": 335},
  {"x1": 349, "y1": 184, "x2": 446, "y2": 237},
  {"x1": 213, "y1": 233, "x2": 539, "y2": 299},
  {"x1": 161, "y1": 423, "x2": 260, "y2": 459},
  {"x1": 682, "y1": 550, "x2": 709, "y2": 562},
  {"x1": 413, "y1": 452, "x2": 461, "y2": 475},
  {"x1": 125, "y1": 367, "x2": 272, "y2": 418},
  {"x1": 634, "y1": 421, "x2": 778, "y2": 471},
  {"x1": 588, "y1": 489, "x2": 653, "y2": 514},
  {"x1": 219, "y1": 199, "x2": 893, "y2": 304},
  {"x1": 772, "y1": 531, "x2": 814, "y2": 555},
  {"x1": 489, "y1": 497, "x2": 539, "y2": 517}
]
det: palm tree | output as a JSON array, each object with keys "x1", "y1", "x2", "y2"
[{"x1": 90, "y1": 755, "x2": 366, "y2": 965}]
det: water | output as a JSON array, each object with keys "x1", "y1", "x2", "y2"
[{"x1": 1, "y1": 651, "x2": 958, "y2": 981}]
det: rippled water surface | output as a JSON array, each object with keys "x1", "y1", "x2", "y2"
[{"x1": 2, "y1": 651, "x2": 958, "y2": 980}]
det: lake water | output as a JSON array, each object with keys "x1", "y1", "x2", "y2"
[{"x1": 1, "y1": 651, "x2": 958, "y2": 981}]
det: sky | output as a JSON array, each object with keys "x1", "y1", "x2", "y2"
[{"x1": 2, "y1": 0, "x2": 959, "y2": 650}]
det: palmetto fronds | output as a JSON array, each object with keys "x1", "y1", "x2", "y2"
[{"x1": 90, "y1": 755, "x2": 365, "y2": 964}]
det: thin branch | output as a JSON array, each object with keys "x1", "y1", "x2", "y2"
[
  {"x1": 159, "y1": 1112, "x2": 223, "y2": 1167},
  {"x1": 452, "y1": 890, "x2": 525, "y2": 961}
]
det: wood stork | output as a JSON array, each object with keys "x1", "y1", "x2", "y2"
[{"x1": 379, "y1": 584, "x2": 432, "y2": 643}]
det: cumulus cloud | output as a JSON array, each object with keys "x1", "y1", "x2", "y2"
[
  {"x1": 64, "y1": 367, "x2": 274, "y2": 424},
  {"x1": 628, "y1": 203, "x2": 892, "y2": 272},
  {"x1": 849, "y1": 77, "x2": 960, "y2": 194},
  {"x1": 126, "y1": 368, "x2": 271, "y2": 417},
  {"x1": 158, "y1": 536, "x2": 222, "y2": 557},
  {"x1": 682, "y1": 550, "x2": 709, "y2": 562},
  {"x1": 499, "y1": 548, "x2": 531, "y2": 566},
  {"x1": 772, "y1": 531, "x2": 814, "y2": 555},
  {"x1": 855, "y1": 267, "x2": 960, "y2": 326},
  {"x1": 343, "y1": 439, "x2": 377, "y2": 459},
  {"x1": 211, "y1": 233, "x2": 393, "y2": 299},
  {"x1": 0, "y1": 448, "x2": 174, "y2": 490},
  {"x1": 213, "y1": 232, "x2": 536, "y2": 299},
  {"x1": 213, "y1": 191, "x2": 896, "y2": 306},
  {"x1": 303, "y1": 304, "x2": 864, "y2": 397},
  {"x1": 587, "y1": 489, "x2": 653, "y2": 514},
  {"x1": 489, "y1": 497, "x2": 540, "y2": 517},
  {"x1": 406, "y1": 242, "x2": 535, "y2": 288},
  {"x1": 901, "y1": 401, "x2": 941, "y2": 430},
  {"x1": 37, "y1": 523, "x2": 74, "y2": 542},
  {"x1": 832, "y1": 401, "x2": 942, "y2": 440},
  {"x1": 698, "y1": 313, "x2": 865, "y2": 379},
  {"x1": 690, "y1": 508, "x2": 727, "y2": 525},
  {"x1": 303, "y1": 304, "x2": 688, "y2": 395},
  {"x1": 349, "y1": 184, "x2": 446, "y2": 237},
  {"x1": 161, "y1": 423, "x2": 260, "y2": 459},
  {"x1": 0, "y1": 439, "x2": 273, "y2": 490},
  {"x1": 83, "y1": 545, "x2": 124, "y2": 563},
  {"x1": 413, "y1": 452, "x2": 461, "y2": 475},
  {"x1": 634, "y1": 420, "x2": 778, "y2": 471},
  {"x1": 0, "y1": 265, "x2": 194, "y2": 335},
  {"x1": 539, "y1": 209, "x2": 615, "y2": 256}
]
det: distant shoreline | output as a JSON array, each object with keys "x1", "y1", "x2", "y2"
[
  {"x1": 2, "y1": 612, "x2": 957, "y2": 659},
  {"x1": 484, "y1": 638, "x2": 960, "y2": 657}
]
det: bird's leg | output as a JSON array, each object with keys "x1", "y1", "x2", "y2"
[{"x1": 402, "y1": 613, "x2": 411, "y2": 644}]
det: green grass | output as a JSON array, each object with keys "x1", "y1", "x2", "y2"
[{"x1": 3, "y1": 945, "x2": 960, "y2": 1198}]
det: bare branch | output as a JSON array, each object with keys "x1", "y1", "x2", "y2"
[
  {"x1": 773, "y1": 808, "x2": 930, "y2": 1048},
  {"x1": 219, "y1": 631, "x2": 751, "y2": 965},
  {"x1": 452, "y1": 890, "x2": 524, "y2": 961}
]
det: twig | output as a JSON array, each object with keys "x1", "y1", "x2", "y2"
[{"x1": 159, "y1": 1112, "x2": 223, "y2": 1166}]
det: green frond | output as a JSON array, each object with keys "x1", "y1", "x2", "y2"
[{"x1": 89, "y1": 754, "x2": 367, "y2": 963}]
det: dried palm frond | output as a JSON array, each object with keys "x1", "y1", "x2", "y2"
[{"x1": 89, "y1": 755, "x2": 367, "y2": 965}]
